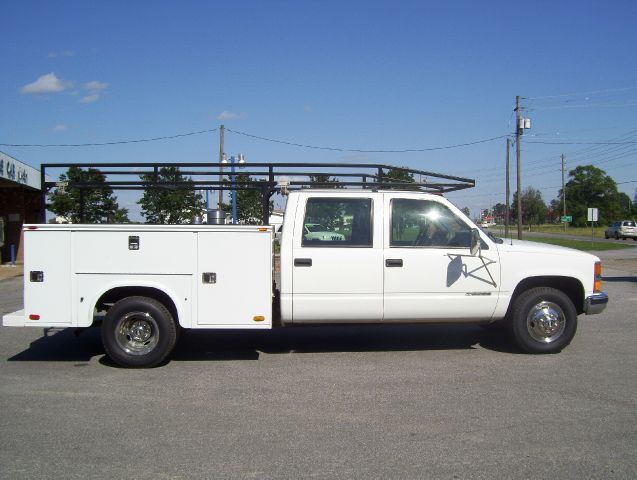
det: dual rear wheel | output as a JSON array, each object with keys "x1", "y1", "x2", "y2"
[{"x1": 101, "y1": 296, "x2": 178, "y2": 368}]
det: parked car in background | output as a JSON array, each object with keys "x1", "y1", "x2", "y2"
[
  {"x1": 303, "y1": 223, "x2": 346, "y2": 241},
  {"x1": 604, "y1": 220, "x2": 637, "y2": 240}
]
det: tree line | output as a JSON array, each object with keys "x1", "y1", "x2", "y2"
[
  {"x1": 48, "y1": 166, "x2": 417, "y2": 224},
  {"x1": 484, "y1": 165, "x2": 636, "y2": 227},
  {"x1": 49, "y1": 166, "x2": 205, "y2": 224}
]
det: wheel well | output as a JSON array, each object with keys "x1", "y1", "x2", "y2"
[
  {"x1": 508, "y1": 276, "x2": 585, "y2": 316},
  {"x1": 96, "y1": 287, "x2": 178, "y2": 323}
]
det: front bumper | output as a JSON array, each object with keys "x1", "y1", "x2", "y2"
[{"x1": 585, "y1": 292, "x2": 608, "y2": 315}]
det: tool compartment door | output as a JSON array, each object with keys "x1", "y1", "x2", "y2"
[
  {"x1": 196, "y1": 231, "x2": 272, "y2": 327},
  {"x1": 23, "y1": 230, "x2": 72, "y2": 325}
]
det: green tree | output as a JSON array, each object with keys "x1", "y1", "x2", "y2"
[
  {"x1": 511, "y1": 187, "x2": 547, "y2": 226},
  {"x1": 557, "y1": 165, "x2": 620, "y2": 227},
  {"x1": 138, "y1": 166, "x2": 204, "y2": 224},
  {"x1": 221, "y1": 174, "x2": 273, "y2": 224},
  {"x1": 47, "y1": 166, "x2": 129, "y2": 223},
  {"x1": 618, "y1": 192, "x2": 633, "y2": 218},
  {"x1": 491, "y1": 203, "x2": 507, "y2": 224},
  {"x1": 309, "y1": 174, "x2": 343, "y2": 188},
  {"x1": 460, "y1": 206, "x2": 471, "y2": 218},
  {"x1": 378, "y1": 167, "x2": 418, "y2": 190}
]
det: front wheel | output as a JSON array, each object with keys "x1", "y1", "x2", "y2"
[
  {"x1": 509, "y1": 287, "x2": 577, "y2": 354},
  {"x1": 101, "y1": 296, "x2": 178, "y2": 368}
]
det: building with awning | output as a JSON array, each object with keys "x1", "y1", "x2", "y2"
[{"x1": 0, "y1": 152, "x2": 41, "y2": 263}]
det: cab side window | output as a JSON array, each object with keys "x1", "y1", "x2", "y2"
[
  {"x1": 302, "y1": 198, "x2": 372, "y2": 247},
  {"x1": 391, "y1": 198, "x2": 473, "y2": 248}
]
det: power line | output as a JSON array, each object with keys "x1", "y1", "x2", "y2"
[
  {"x1": 527, "y1": 86, "x2": 637, "y2": 101},
  {"x1": 225, "y1": 128, "x2": 508, "y2": 153},
  {"x1": 524, "y1": 140, "x2": 637, "y2": 145},
  {"x1": 0, "y1": 128, "x2": 219, "y2": 147}
]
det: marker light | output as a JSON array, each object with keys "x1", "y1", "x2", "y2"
[
  {"x1": 28, "y1": 314, "x2": 40, "y2": 320},
  {"x1": 253, "y1": 316, "x2": 265, "y2": 322},
  {"x1": 594, "y1": 262, "x2": 602, "y2": 293}
]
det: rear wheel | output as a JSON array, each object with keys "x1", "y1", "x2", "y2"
[
  {"x1": 101, "y1": 296, "x2": 177, "y2": 368},
  {"x1": 615, "y1": 232, "x2": 620, "y2": 240},
  {"x1": 509, "y1": 287, "x2": 577, "y2": 354}
]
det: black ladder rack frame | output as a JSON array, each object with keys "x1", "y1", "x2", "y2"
[{"x1": 40, "y1": 162, "x2": 475, "y2": 224}]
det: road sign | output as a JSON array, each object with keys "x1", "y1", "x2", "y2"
[
  {"x1": 560, "y1": 216, "x2": 572, "y2": 223},
  {"x1": 587, "y1": 208, "x2": 599, "y2": 222}
]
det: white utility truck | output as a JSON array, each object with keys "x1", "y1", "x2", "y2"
[{"x1": 3, "y1": 189, "x2": 608, "y2": 367}]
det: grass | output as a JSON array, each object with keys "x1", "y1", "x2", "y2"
[
  {"x1": 492, "y1": 223, "x2": 635, "y2": 239},
  {"x1": 529, "y1": 224, "x2": 609, "y2": 238},
  {"x1": 521, "y1": 236, "x2": 635, "y2": 251}
]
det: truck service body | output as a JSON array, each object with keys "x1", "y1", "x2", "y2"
[{"x1": 3, "y1": 189, "x2": 608, "y2": 367}]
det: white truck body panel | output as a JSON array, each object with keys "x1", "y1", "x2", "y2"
[
  {"x1": 24, "y1": 230, "x2": 72, "y2": 326},
  {"x1": 11, "y1": 224, "x2": 273, "y2": 329}
]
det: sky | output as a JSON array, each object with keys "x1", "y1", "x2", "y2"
[{"x1": 2, "y1": 0, "x2": 636, "y2": 220}]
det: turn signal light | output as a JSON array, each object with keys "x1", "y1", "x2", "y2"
[
  {"x1": 594, "y1": 262, "x2": 602, "y2": 293},
  {"x1": 28, "y1": 314, "x2": 40, "y2": 320}
]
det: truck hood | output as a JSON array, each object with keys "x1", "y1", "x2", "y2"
[{"x1": 496, "y1": 238, "x2": 600, "y2": 262}]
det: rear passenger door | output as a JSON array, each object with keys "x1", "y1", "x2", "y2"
[{"x1": 291, "y1": 193, "x2": 383, "y2": 322}]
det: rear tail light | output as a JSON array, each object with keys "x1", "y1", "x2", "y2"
[{"x1": 594, "y1": 261, "x2": 602, "y2": 293}]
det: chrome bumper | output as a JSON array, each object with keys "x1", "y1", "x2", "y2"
[{"x1": 585, "y1": 292, "x2": 608, "y2": 315}]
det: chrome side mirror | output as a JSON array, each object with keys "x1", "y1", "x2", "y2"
[{"x1": 470, "y1": 228, "x2": 481, "y2": 256}]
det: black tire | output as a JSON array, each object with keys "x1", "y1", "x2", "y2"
[
  {"x1": 101, "y1": 296, "x2": 178, "y2": 368},
  {"x1": 509, "y1": 287, "x2": 577, "y2": 354},
  {"x1": 604, "y1": 234, "x2": 608, "y2": 239},
  {"x1": 615, "y1": 232, "x2": 619, "y2": 240}
]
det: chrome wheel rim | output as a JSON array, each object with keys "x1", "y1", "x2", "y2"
[
  {"x1": 115, "y1": 312, "x2": 159, "y2": 355},
  {"x1": 526, "y1": 301, "x2": 566, "y2": 343}
]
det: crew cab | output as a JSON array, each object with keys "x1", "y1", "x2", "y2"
[{"x1": 3, "y1": 189, "x2": 608, "y2": 367}]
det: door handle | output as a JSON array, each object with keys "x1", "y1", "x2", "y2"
[
  {"x1": 294, "y1": 258, "x2": 312, "y2": 267},
  {"x1": 385, "y1": 259, "x2": 403, "y2": 267}
]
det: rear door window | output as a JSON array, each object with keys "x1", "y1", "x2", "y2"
[{"x1": 302, "y1": 198, "x2": 373, "y2": 247}]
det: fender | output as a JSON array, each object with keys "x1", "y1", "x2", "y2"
[{"x1": 78, "y1": 275, "x2": 193, "y2": 328}]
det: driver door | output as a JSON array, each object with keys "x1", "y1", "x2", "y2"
[{"x1": 383, "y1": 194, "x2": 500, "y2": 321}]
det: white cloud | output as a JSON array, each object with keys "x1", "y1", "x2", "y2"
[
  {"x1": 79, "y1": 94, "x2": 100, "y2": 104},
  {"x1": 48, "y1": 50, "x2": 75, "y2": 58},
  {"x1": 78, "y1": 80, "x2": 109, "y2": 103},
  {"x1": 20, "y1": 72, "x2": 68, "y2": 94},
  {"x1": 84, "y1": 80, "x2": 109, "y2": 91},
  {"x1": 217, "y1": 110, "x2": 245, "y2": 120},
  {"x1": 52, "y1": 124, "x2": 68, "y2": 132}
]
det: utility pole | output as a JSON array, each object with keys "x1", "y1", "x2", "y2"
[
  {"x1": 561, "y1": 154, "x2": 566, "y2": 232},
  {"x1": 515, "y1": 95, "x2": 523, "y2": 239},
  {"x1": 218, "y1": 124, "x2": 225, "y2": 210},
  {"x1": 505, "y1": 137, "x2": 510, "y2": 238}
]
